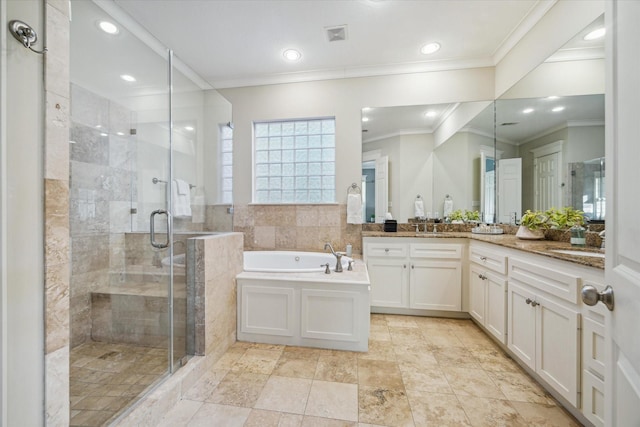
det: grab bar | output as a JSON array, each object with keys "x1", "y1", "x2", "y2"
[{"x1": 150, "y1": 209, "x2": 170, "y2": 248}]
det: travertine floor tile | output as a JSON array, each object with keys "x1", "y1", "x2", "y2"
[
  {"x1": 254, "y1": 375, "x2": 312, "y2": 414},
  {"x1": 187, "y1": 402, "x2": 251, "y2": 427},
  {"x1": 357, "y1": 359, "x2": 404, "y2": 388},
  {"x1": 157, "y1": 399, "x2": 202, "y2": 426},
  {"x1": 358, "y1": 385, "x2": 414, "y2": 427},
  {"x1": 407, "y1": 390, "x2": 472, "y2": 426},
  {"x1": 205, "y1": 371, "x2": 268, "y2": 407},
  {"x1": 305, "y1": 380, "x2": 358, "y2": 421},
  {"x1": 459, "y1": 396, "x2": 527, "y2": 427},
  {"x1": 510, "y1": 401, "x2": 581, "y2": 426},
  {"x1": 315, "y1": 355, "x2": 358, "y2": 383},
  {"x1": 443, "y1": 366, "x2": 507, "y2": 400},
  {"x1": 109, "y1": 315, "x2": 584, "y2": 427}
]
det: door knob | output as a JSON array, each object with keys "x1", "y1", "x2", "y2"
[{"x1": 581, "y1": 285, "x2": 615, "y2": 311}]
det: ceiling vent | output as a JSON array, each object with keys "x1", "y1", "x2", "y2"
[{"x1": 325, "y1": 25, "x2": 347, "y2": 42}]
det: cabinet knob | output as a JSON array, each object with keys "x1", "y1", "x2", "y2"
[
  {"x1": 480, "y1": 256, "x2": 487, "y2": 261},
  {"x1": 411, "y1": 265, "x2": 414, "y2": 269},
  {"x1": 531, "y1": 300, "x2": 540, "y2": 307},
  {"x1": 525, "y1": 298, "x2": 532, "y2": 305},
  {"x1": 478, "y1": 273, "x2": 486, "y2": 280},
  {"x1": 403, "y1": 264, "x2": 407, "y2": 269},
  {"x1": 385, "y1": 248, "x2": 390, "y2": 253}
]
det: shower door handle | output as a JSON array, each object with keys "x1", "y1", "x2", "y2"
[{"x1": 150, "y1": 209, "x2": 170, "y2": 249}]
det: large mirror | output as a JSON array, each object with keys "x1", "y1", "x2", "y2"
[{"x1": 360, "y1": 14, "x2": 604, "y2": 224}]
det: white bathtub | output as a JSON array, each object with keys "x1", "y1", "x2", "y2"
[
  {"x1": 243, "y1": 250, "x2": 351, "y2": 273},
  {"x1": 237, "y1": 251, "x2": 370, "y2": 352}
]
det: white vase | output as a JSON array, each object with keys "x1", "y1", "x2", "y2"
[{"x1": 516, "y1": 225, "x2": 545, "y2": 240}]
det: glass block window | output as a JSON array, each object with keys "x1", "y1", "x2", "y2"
[
  {"x1": 254, "y1": 118, "x2": 336, "y2": 203},
  {"x1": 219, "y1": 124, "x2": 233, "y2": 204}
]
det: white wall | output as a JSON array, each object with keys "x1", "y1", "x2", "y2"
[
  {"x1": 1, "y1": 0, "x2": 45, "y2": 424},
  {"x1": 220, "y1": 68, "x2": 495, "y2": 206}
]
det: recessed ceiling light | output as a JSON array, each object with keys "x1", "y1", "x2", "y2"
[
  {"x1": 425, "y1": 111, "x2": 437, "y2": 118},
  {"x1": 420, "y1": 42, "x2": 440, "y2": 55},
  {"x1": 120, "y1": 74, "x2": 136, "y2": 82},
  {"x1": 584, "y1": 27, "x2": 605, "y2": 41},
  {"x1": 283, "y1": 49, "x2": 302, "y2": 62},
  {"x1": 184, "y1": 126, "x2": 195, "y2": 131},
  {"x1": 116, "y1": 132, "x2": 125, "y2": 136},
  {"x1": 95, "y1": 125, "x2": 102, "y2": 129},
  {"x1": 362, "y1": 117, "x2": 370, "y2": 122},
  {"x1": 100, "y1": 132, "x2": 108, "y2": 137},
  {"x1": 552, "y1": 106, "x2": 565, "y2": 112},
  {"x1": 546, "y1": 95, "x2": 559, "y2": 100},
  {"x1": 522, "y1": 108, "x2": 534, "y2": 114},
  {"x1": 98, "y1": 21, "x2": 119, "y2": 35}
]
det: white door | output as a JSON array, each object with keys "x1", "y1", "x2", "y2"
[
  {"x1": 497, "y1": 158, "x2": 522, "y2": 223},
  {"x1": 367, "y1": 258, "x2": 408, "y2": 308},
  {"x1": 375, "y1": 156, "x2": 388, "y2": 223},
  {"x1": 604, "y1": 1, "x2": 640, "y2": 424},
  {"x1": 410, "y1": 261, "x2": 462, "y2": 311},
  {"x1": 534, "y1": 152, "x2": 560, "y2": 211}
]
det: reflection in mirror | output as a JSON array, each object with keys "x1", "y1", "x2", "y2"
[
  {"x1": 361, "y1": 104, "x2": 456, "y2": 222},
  {"x1": 495, "y1": 94, "x2": 604, "y2": 220},
  {"x1": 497, "y1": 14, "x2": 605, "y2": 223}
]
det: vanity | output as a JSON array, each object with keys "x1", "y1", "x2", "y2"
[{"x1": 363, "y1": 231, "x2": 606, "y2": 427}]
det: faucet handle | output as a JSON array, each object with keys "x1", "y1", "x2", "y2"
[
  {"x1": 348, "y1": 260, "x2": 355, "y2": 271},
  {"x1": 321, "y1": 263, "x2": 331, "y2": 274}
]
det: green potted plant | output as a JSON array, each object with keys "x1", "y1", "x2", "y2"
[
  {"x1": 465, "y1": 210, "x2": 480, "y2": 223},
  {"x1": 449, "y1": 209, "x2": 465, "y2": 224},
  {"x1": 517, "y1": 209, "x2": 550, "y2": 240},
  {"x1": 546, "y1": 207, "x2": 587, "y2": 246}
]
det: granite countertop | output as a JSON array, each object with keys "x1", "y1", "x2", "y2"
[{"x1": 362, "y1": 231, "x2": 605, "y2": 269}]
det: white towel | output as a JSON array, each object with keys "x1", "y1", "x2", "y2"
[
  {"x1": 347, "y1": 193, "x2": 363, "y2": 224},
  {"x1": 175, "y1": 179, "x2": 190, "y2": 195},
  {"x1": 444, "y1": 198, "x2": 454, "y2": 218},
  {"x1": 172, "y1": 179, "x2": 192, "y2": 218},
  {"x1": 414, "y1": 200, "x2": 425, "y2": 218}
]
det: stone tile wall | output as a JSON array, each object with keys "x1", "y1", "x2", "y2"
[
  {"x1": 69, "y1": 83, "x2": 137, "y2": 347},
  {"x1": 233, "y1": 204, "x2": 362, "y2": 254},
  {"x1": 187, "y1": 233, "x2": 244, "y2": 355}
]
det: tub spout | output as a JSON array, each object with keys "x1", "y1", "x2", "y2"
[{"x1": 324, "y1": 242, "x2": 343, "y2": 272}]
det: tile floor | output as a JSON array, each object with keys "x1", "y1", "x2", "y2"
[
  {"x1": 70, "y1": 342, "x2": 169, "y2": 426},
  {"x1": 157, "y1": 314, "x2": 582, "y2": 427}
]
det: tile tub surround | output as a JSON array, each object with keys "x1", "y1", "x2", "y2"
[
  {"x1": 187, "y1": 232, "x2": 244, "y2": 356},
  {"x1": 233, "y1": 204, "x2": 362, "y2": 254},
  {"x1": 151, "y1": 314, "x2": 581, "y2": 427}
]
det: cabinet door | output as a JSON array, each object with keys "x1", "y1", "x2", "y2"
[
  {"x1": 469, "y1": 265, "x2": 487, "y2": 324},
  {"x1": 485, "y1": 272, "x2": 507, "y2": 344},
  {"x1": 410, "y1": 260, "x2": 461, "y2": 311},
  {"x1": 507, "y1": 281, "x2": 536, "y2": 370},
  {"x1": 583, "y1": 369, "x2": 605, "y2": 427},
  {"x1": 367, "y1": 257, "x2": 408, "y2": 308},
  {"x1": 536, "y1": 293, "x2": 580, "y2": 407}
]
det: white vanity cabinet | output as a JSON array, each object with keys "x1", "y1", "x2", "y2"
[
  {"x1": 507, "y1": 256, "x2": 581, "y2": 407},
  {"x1": 365, "y1": 242, "x2": 409, "y2": 308},
  {"x1": 468, "y1": 242, "x2": 508, "y2": 343},
  {"x1": 363, "y1": 238, "x2": 463, "y2": 313}
]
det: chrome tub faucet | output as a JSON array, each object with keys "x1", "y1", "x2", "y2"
[{"x1": 324, "y1": 242, "x2": 343, "y2": 272}]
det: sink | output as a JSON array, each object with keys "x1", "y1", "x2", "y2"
[{"x1": 549, "y1": 249, "x2": 605, "y2": 258}]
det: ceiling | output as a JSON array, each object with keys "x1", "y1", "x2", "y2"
[{"x1": 112, "y1": 0, "x2": 549, "y2": 89}]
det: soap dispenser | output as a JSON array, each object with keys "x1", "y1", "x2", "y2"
[{"x1": 570, "y1": 225, "x2": 586, "y2": 247}]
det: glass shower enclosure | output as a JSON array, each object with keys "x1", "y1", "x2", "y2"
[{"x1": 68, "y1": 1, "x2": 232, "y2": 424}]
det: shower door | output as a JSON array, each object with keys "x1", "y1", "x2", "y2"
[{"x1": 69, "y1": 1, "x2": 180, "y2": 423}]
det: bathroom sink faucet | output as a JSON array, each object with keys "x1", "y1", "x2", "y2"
[{"x1": 324, "y1": 243, "x2": 343, "y2": 272}]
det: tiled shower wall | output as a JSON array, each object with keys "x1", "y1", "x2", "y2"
[
  {"x1": 233, "y1": 203, "x2": 362, "y2": 254},
  {"x1": 69, "y1": 84, "x2": 137, "y2": 347}
]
